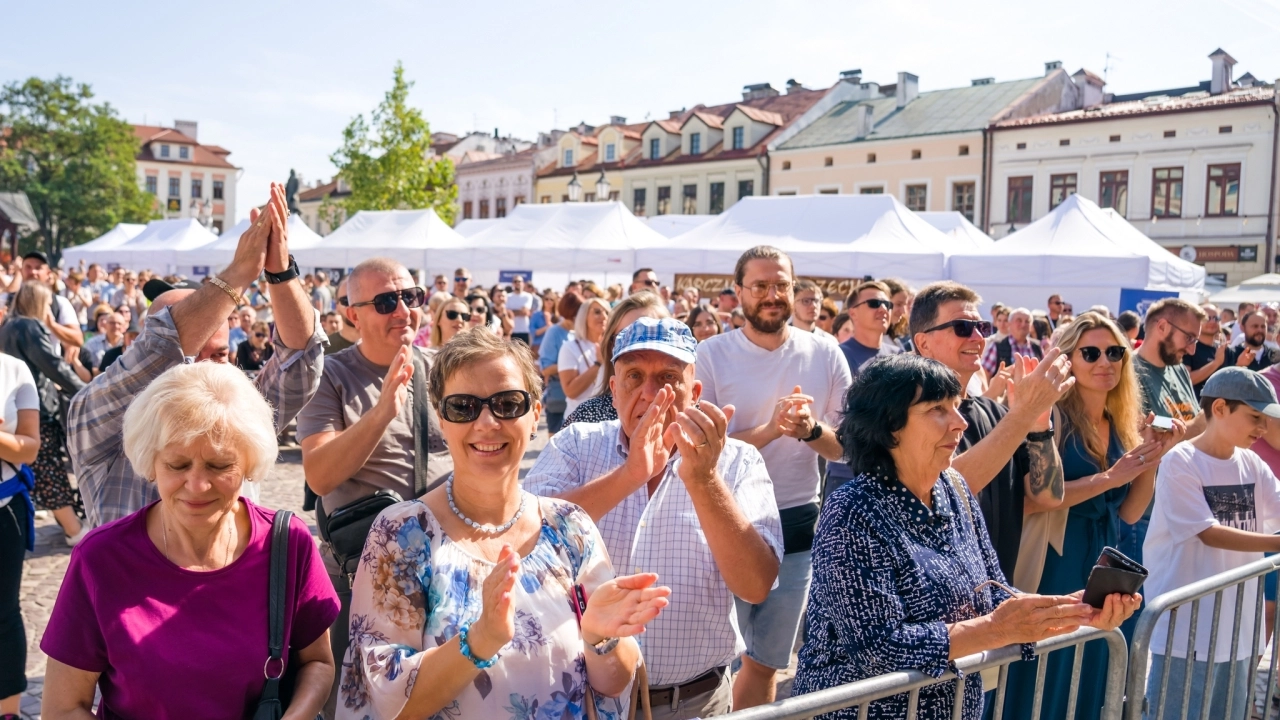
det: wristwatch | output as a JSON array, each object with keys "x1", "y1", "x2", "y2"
[
  {"x1": 263, "y1": 254, "x2": 299, "y2": 284},
  {"x1": 589, "y1": 636, "x2": 620, "y2": 655},
  {"x1": 801, "y1": 423, "x2": 824, "y2": 443}
]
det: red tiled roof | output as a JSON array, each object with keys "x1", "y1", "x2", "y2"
[
  {"x1": 734, "y1": 105, "x2": 785, "y2": 126},
  {"x1": 298, "y1": 179, "x2": 349, "y2": 202},
  {"x1": 651, "y1": 119, "x2": 682, "y2": 134},
  {"x1": 133, "y1": 124, "x2": 237, "y2": 169},
  {"x1": 683, "y1": 110, "x2": 725, "y2": 129},
  {"x1": 995, "y1": 86, "x2": 1275, "y2": 128}
]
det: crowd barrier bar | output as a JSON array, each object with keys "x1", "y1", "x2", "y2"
[
  {"x1": 719, "y1": 626, "x2": 1128, "y2": 720},
  {"x1": 1124, "y1": 553, "x2": 1280, "y2": 720}
]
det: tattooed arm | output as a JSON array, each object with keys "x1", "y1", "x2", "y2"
[{"x1": 1023, "y1": 435, "x2": 1065, "y2": 514}]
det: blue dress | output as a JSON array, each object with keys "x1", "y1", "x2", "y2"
[
  {"x1": 793, "y1": 470, "x2": 1031, "y2": 720},
  {"x1": 1001, "y1": 428, "x2": 1126, "y2": 720}
]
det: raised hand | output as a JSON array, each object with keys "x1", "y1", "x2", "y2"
[
  {"x1": 1104, "y1": 439, "x2": 1165, "y2": 487},
  {"x1": 983, "y1": 362, "x2": 1013, "y2": 400},
  {"x1": 264, "y1": 182, "x2": 290, "y2": 275},
  {"x1": 1138, "y1": 412, "x2": 1187, "y2": 458},
  {"x1": 1006, "y1": 349, "x2": 1075, "y2": 431},
  {"x1": 375, "y1": 345, "x2": 414, "y2": 419},
  {"x1": 580, "y1": 573, "x2": 672, "y2": 639},
  {"x1": 774, "y1": 385, "x2": 815, "y2": 439},
  {"x1": 224, "y1": 185, "x2": 276, "y2": 289},
  {"x1": 470, "y1": 544, "x2": 520, "y2": 658},
  {"x1": 1237, "y1": 346, "x2": 1257, "y2": 367},
  {"x1": 624, "y1": 385, "x2": 675, "y2": 486},
  {"x1": 669, "y1": 399, "x2": 736, "y2": 486}
]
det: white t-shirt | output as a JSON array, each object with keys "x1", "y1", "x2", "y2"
[
  {"x1": 696, "y1": 327, "x2": 852, "y2": 509},
  {"x1": 557, "y1": 333, "x2": 601, "y2": 417},
  {"x1": 51, "y1": 294, "x2": 78, "y2": 354},
  {"x1": 1144, "y1": 441, "x2": 1280, "y2": 661},
  {"x1": 0, "y1": 354, "x2": 38, "y2": 506},
  {"x1": 507, "y1": 291, "x2": 536, "y2": 334}
]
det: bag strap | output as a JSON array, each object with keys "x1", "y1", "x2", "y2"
[
  {"x1": 411, "y1": 350, "x2": 430, "y2": 498},
  {"x1": 267, "y1": 510, "x2": 293, "y2": 672},
  {"x1": 945, "y1": 468, "x2": 974, "y2": 526}
]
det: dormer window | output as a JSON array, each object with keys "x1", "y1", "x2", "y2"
[
  {"x1": 690, "y1": 133, "x2": 701, "y2": 155},
  {"x1": 179, "y1": 146, "x2": 190, "y2": 160},
  {"x1": 732, "y1": 127, "x2": 744, "y2": 150},
  {"x1": 563, "y1": 149, "x2": 574, "y2": 167},
  {"x1": 650, "y1": 138, "x2": 661, "y2": 160},
  {"x1": 160, "y1": 144, "x2": 170, "y2": 158},
  {"x1": 605, "y1": 143, "x2": 616, "y2": 162}
]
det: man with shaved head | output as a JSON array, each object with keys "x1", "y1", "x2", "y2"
[{"x1": 67, "y1": 183, "x2": 325, "y2": 527}]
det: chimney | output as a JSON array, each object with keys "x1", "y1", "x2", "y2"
[
  {"x1": 1238, "y1": 72, "x2": 1258, "y2": 88},
  {"x1": 840, "y1": 69, "x2": 863, "y2": 84},
  {"x1": 895, "y1": 72, "x2": 919, "y2": 109},
  {"x1": 494, "y1": 127, "x2": 499, "y2": 138},
  {"x1": 1071, "y1": 69, "x2": 1106, "y2": 108},
  {"x1": 742, "y1": 83, "x2": 780, "y2": 101},
  {"x1": 971, "y1": 78, "x2": 994, "y2": 86},
  {"x1": 174, "y1": 119, "x2": 198, "y2": 141},
  {"x1": 1210, "y1": 48, "x2": 1237, "y2": 94},
  {"x1": 853, "y1": 105, "x2": 875, "y2": 139},
  {"x1": 1044, "y1": 60, "x2": 1063, "y2": 76},
  {"x1": 786, "y1": 78, "x2": 805, "y2": 94},
  {"x1": 610, "y1": 115, "x2": 627, "y2": 125}
]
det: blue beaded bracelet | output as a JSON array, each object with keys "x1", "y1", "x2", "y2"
[{"x1": 458, "y1": 622, "x2": 498, "y2": 669}]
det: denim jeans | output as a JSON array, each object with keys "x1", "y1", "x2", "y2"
[{"x1": 1144, "y1": 653, "x2": 1252, "y2": 720}]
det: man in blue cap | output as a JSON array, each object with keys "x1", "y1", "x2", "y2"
[{"x1": 526, "y1": 316, "x2": 782, "y2": 719}]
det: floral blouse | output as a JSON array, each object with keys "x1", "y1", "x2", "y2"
[{"x1": 339, "y1": 495, "x2": 627, "y2": 720}]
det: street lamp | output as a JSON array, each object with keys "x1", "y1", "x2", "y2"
[
  {"x1": 567, "y1": 172, "x2": 582, "y2": 202},
  {"x1": 595, "y1": 171, "x2": 611, "y2": 202}
]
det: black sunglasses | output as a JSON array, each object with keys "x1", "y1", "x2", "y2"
[
  {"x1": 254, "y1": 332, "x2": 268, "y2": 339},
  {"x1": 852, "y1": 298, "x2": 892, "y2": 311},
  {"x1": 455, "y1": 276, "x2": 470, "y2": 283},
  {"x1": 641, "y1": 279, "x2": 660, "y2": 287},
  {"x1": 444, "y1": 309, "x2": 472, "y2": 322},
  {"x1": 1078, "y1": 345, "x2": 1127, "y2": 363},
  {"x1": 921, "y1": 319, "x2": 996, "y2": 338},
  {"x1": 819, "y1": 313, "x2": 832, "y2": 321},
  {"x1": 440, "y1": 390, "x2": 533, "y2": 423},
  {"x1": 349, "y1": 287, "x2": 426, "y2": 314}
]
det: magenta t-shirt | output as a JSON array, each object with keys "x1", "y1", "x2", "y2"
[
  {"x1": 41, "y1": 498, "x2": 340, "y2": 719},
  {"x1": 1254, "y1": 366, "x2": 1280, "y2": 473}
]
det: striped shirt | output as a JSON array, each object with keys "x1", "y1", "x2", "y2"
[
  {"x1": 67, "y1": 306, "x2": 325, "y2": 527},
  {"x1": 525, "y1": 419, "x2": 784, "y2": 686}
]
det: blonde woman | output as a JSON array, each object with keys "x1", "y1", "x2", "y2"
[
  {"x1": 557, "y1": 297, "x2": 609, "y2": 417},
  {"x1": 431, "y1": 298, "x2": 472, "y2": 351},
  {"x1": 1001, "y1": 312, "x2": 1185, "y2": 720}
]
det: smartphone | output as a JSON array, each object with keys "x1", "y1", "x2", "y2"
[
  {"x1": 1149, "y1": 416, "x2": 1174, "y2": 432},
  {"x1": 1082, "y1": 546, "x2": 1148, "y2": 608}
]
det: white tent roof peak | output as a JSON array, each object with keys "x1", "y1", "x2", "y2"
[
  {"x1": 61, "y1": 223, "x2": 148, "y2": 266},
  {"x1": 292, "y1": 208, "x2": 467, "y2": 270},
  {"x1": 916, "y1": 212, "x2": 995, "y2": 251},
  {"x1": 174, "y1": 214, "x2": 323, "y2": 270},
  {"x1": 1209, "y1": 273, "x2": 1280, "y2": 305}
]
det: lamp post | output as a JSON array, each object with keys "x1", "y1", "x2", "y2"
[
  {"x1": 567, "y1": 172, "x2": 582, "y2": 202},
  {"x1": 595, "y1": 171, "x2": 611, "y2": 202}
]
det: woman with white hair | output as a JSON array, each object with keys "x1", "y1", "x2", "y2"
[
  {"x1": 40, "y1": 362, "x2": 340, "y2": 719},
  {"x1": 557, "y1": 297, "x2": 609, "y2": 417}
]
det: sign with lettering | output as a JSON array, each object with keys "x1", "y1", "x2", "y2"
[
  {"x1": 191, "y1": 266, "x2": 210, "y2": 277},
  {"x1": 674, "y1": 273, "x2": 869, "y2": 303},
  {"x1": 499, "y1": 270, "x2": 534, "y2": 284},
  {"x1": 1167, "y1": 245, "x2": 1260, "y2": 264}
]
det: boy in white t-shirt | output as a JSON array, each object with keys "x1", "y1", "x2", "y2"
[{"x1": 1143, "y1": 367, "x2": 1280, "y2": 720}]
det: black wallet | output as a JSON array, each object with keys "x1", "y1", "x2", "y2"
[{"x1": 1082, "y1": 546, "x2": 1148, "y2": 609}]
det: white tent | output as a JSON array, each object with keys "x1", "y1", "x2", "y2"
[
  {"x1": 173, "y1": 214, "x2": 324, "y2": 275},
  {"x1": 106, "y1": 219, "x2": 220, "y2": 273},
  {"x1": 916, "y1": 212, "x2": 995, "y2": 251},
  {"x1": 948, "y1": 194, "x2": 1205, "y2": 312},
  {"x1": 61, "y1": 223, "x2": 147, "y2": 267},
  {"x1": 292, "y1": 208, "x2": 466, "y2": 272},
  {"x1": 1209, "y1": 273, "x2": 1280, "y2": 305},
  {"x1": 645, "y1": 214, "x2": 715, "y2": 238},
  {"x1": 635, "y1": 195, "x2": 953, "y2": 284},
  {"x1": 454, "y1": 218, "x2": 502, "y2": 237}
]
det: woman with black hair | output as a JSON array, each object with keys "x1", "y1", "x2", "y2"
[{"x1": 790, "y1": 354, "x2": 1137, "y2": 719}]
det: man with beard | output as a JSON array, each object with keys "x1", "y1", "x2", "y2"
[
  {"x1": 1226, "y1": 310, "x2": 1277, "y2": 372},
  {"x1": 694, "y1": 245, "x2": 851, "y2": 709}
]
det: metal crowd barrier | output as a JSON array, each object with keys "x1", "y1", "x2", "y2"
[
  {"x1": 1124, "y1": 553, "x2": 1280, "y2": 720},
  {"x1": 719, "y1": 626, "x2": 1128, "y2": 720}
]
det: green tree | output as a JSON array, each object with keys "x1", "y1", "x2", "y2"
[
  {"x1": 0, "y1": 75, "x2": 155, "y2": 262},
  {"x1": 326, "y1": 61, "x2": 457, "y2": 227}
]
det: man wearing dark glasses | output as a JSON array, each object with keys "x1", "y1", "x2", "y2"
[
  {"x1": 452, "y1": 267, "x2": 472, "y2": 299},
  {"x1": 910, "y1": 281, "x2": 1071, "y2": 584},
  {"x1": 629, "y1": 267, "x2": 660, "y2": 296},
  {"x1": 838, "y1": 280, "x2": 902, "y2": 375}
]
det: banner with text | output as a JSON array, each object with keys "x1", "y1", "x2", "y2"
[{"x1": 675, "y1": 273, "x2": 867, "y2": 302}]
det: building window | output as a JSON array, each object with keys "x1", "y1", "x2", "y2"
[
  {"x1": 1059, "y1": 139, "x2": 1070, "y2": 146},
  {"x1": 168, "y1": 177, "x2": 181, "y2": 197},
  {"x1": 633, "y1": 187, "x2": 647, "y2": 216},
  {"x1": 690, "y1": 133, "x2": 701, "y2": 155},
  {"x1": 1110, "y1": 135, "x2": 1121, "y2": 142},
  {"x1": 824, "y1": 157, "x2": 833, "y2": 167},
  {"x1": 179, "y1": 146, "x2": 190, "y2": 159},
  {"x1": 657, "y1": 186, "x2": 671, "y2": 215},
  {"x1": 584, "y1": 192, "x2": 596, "y2": 203},
  {"x1": 860, "y1": 186, "x2": 884, "y2": 194},
  {"x1": 145, "y1": 176, "x2": 157, "y2": 195},
  {"x1": 959, "y1": 145, "x2": 969, "y2": 156},
  {"x1": 1008, "y1": 176, "x2": 1033, "y2": 223},
  {"x1": 540, "y1": 195, "x2": 551, "y2": 204},
  {"x1": 906, "y1": 184, "x2": 927, "y2": 211},
  {"x1": 1220, "y1": 125, "x2": 1233, "y2": 134},
  {"x1": 605, "y1": 143, "x2": 616, "y2": 162},
  {"x1": 732, "y1": 127, "x2": 744, "y2": 150},
  {"x1": 1049, "y1": 173, "x2": 1077, "y2": 209},
  {"x1": 1163, "y1": 130, "x2": 1176, "y2": 138},
  {"x1": 819, "y1": 188, "x2": 839, "y2": 195},
  {"x1": 563, "y1": 149, "x2": 574, "y2": 167},
  {"x1": 1099, "y1": 170, "x2": 1129, "y2": 216},
  {"x1": 650, "y1": 138, "x2": 661, "y2": 160},
  {"x1": 867, "y1": 153, "x2": 876, "y2": 163},
  {"x1": 514, "y1": 195, "x2": 525, "y2": 206},
  {"x1": 738, "y1": 179, "x2": 754, "y2": 199},
  {"x1": 479, "y1": 199, "x2": 489, "y2": 219},
  {"x1": 561, "y1": 195, "x2": 569, "y2": 203},
  {"x1": 495, "y1": 197, "x2": 507, "y2": 218},
  {"x1": 609, "y1": 191, "x2": 619, "y2": 201},
  {"x1": 952, "y1": 182, "x2": 975, "y2": 221},
  {"x1": 463, "y1": 201, "x2": 473, "y2": 219},
  {"x1": 160, "y1": 144, "x2": 170, "y2": 158},
  {"x1": 710, "y1": 182, "x2": 725, "y2": 214},
  {"x1": 1206, "y1": 163, "x2": 1241, "y2": 216},
  {"x1": 782, "y1": 161, "x2": 791, "y2": 170},
  {"x1": 191, "y1": 178, "x2": 203, "y2": 198},
  {"x1": 1016, "y1": 142, "x2": 1027, "y2": 150},
  {"x1": 682, "y1": 184, "x2": 697, "y2": 214},
  {"x1": 911, "y1": 149, "x2": 922, "y2": 160},
  {"x1": 211, "y1": 219, "x2": 223, "y2": 233},
  {"x1": 777, "y1": 191, "x2": 797, "y2": 196},
  {"x1": 212, "y1": 180, "x2": 224, "y2": 200}
]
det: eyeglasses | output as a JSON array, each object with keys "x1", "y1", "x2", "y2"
[
  {"x1": 454, "y1": 276, "x2": 470, "y2": 283},
  {"x1": 1164, "y1": 318, "x2": 1199, "y2": 343},
  {"x1": 744, "y1": 282, "x2": 793, "y2": 298},
  {"x1": 796, "y1": 297, "x2": 820, "y2": 306},
  {"x1": 440, "y1": 390, "x2": 533, "y2": 423},
  {"x1": 640, "y1": 279, "x2": 660, "y2": 287},
  {"x1": 1204, "y1": 315, "x2": 1220, "y2": 322},
  {"x1": 470, "y1": 304, "x2": 487, "y2": 314},
  {"x1": 819, "y1": 313, "x2": 832, "y2": 322},
  {"x1": 852, "y1": 298, "x2": 892, "y2": 311},
  {"x1": 337, "y1": 295, "x2": 348, "y2": 307},
  {"x1": 349, "y1": 287, "x2": 426, "y2": 315},
  {"x1": 254, "y1": 332, "x2": 268, "y2": 339},
  {"x1": 444, "y1": 309, "x2": 472, "y2": 322},
  {"x1": 921, "y1": 319, "x2": 995, "y2": 338},
  {"x1": 1078, "y1": 345, "x2": 1127, "y2": 363}
]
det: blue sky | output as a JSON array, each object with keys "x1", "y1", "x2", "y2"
[{"x1": 5, "y1": 0, "x2": 1280, "y2": 221}]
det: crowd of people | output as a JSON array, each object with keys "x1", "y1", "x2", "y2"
[{"x1": 3, "y1": 186, "x2": 1280, "y2": 720}]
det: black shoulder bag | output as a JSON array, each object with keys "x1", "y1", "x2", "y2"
[
  {"x1": 254, "y1": 510, "x2": 301, "y2": 720},
  {"x1": 315, "y1": 350, "x2": 451, "y2": 582}
]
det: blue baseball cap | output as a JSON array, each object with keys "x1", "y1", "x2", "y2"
[
  {"x1": 612, "y1": 317, "x2": 698, "y2": 365},
  {"x1": 1203, "y1": 367, "x2": 1280, "y2": 418}
]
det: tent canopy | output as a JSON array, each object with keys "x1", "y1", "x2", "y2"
[
  {"x1": 1209, "y1": 273, "x2": 1280, "y2": 305},
  {"x1": 635, "y1": 195, "x2": 953, "y2": 283},
  {"x1": 174, "y1": 214, "x2": 324, "y2": 273},
  {"x1": 645, "y1": 215, "x2": 715, "y2": 238},
  {"x1": 948, "y1": 194, "x2": 1204, "y2": 312},
  {"x1": 454, "y1": 218, "x2": 501, "y2": 238},
  {"x1": 61, "y1": 223, "x2": 148, "y2": 267},
  {"x1": 104, "y1": 219, "x2": 219, "y2": 273},
  {"x1": 916, "y1": 212, "x2": 995, "y2": 251},
  {"x1": 292, "y1": 208, "x2": 466, "y2": 271}
]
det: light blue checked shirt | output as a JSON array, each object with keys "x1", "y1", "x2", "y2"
[
  {"x1": 68, "y1": 306, "x2": 325, "y2": 528},
  {"x1": 525, "y1": 419, "x2": 784, "y2": 686}
]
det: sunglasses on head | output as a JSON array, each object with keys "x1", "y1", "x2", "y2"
[
  {"x1": 349, "y1": 287, "x2": 426, "y2": 314},
  {"x1": 853, "y1": 298, "x2": 892, "y2": 311},
  {"x1": 444, "y1": 309, "x2": 472, "y2": 322},
  {"x1": 1078, "y1": 345, "x2": 1127, "y2": 363},
  {"x1": 922, "y1": 319, "x2": 996, "y2": 338},
  {"x1": 440, "y1": 390, "x2": 533, "y2": 423}
]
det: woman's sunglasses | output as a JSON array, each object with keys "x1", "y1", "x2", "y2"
[
  {"x1": 253, "y1": 332, "x2": 268, "y2": 339},
  {"x1": 440, "y1": 390, "x2": 533, "y2": 423},
  {"x1": 444, "y1": 309, "x2": 472, "y2": 322},
  {"x1": 1078, "y1": 345, "x2": 1127, "y2": 363},
  {"x1": 852, "y1": 298, "x2": 892, "y2": 311},
  {"x1": 921, "y1": 319, "x2": 996, "y2": 338},
  {"x1": 349, "y1": 287, "x2": 426, "y2": 315},
  {"x1": 819, "y1": 314, "x2": 832, "y2": 322}
]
